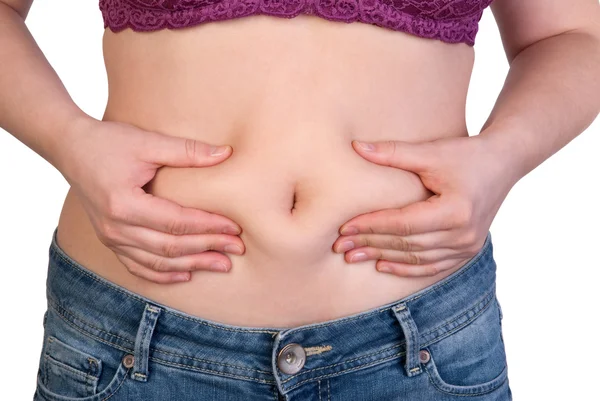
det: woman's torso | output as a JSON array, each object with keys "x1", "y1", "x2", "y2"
[{"x1": 56, "y1": 14, "x2": 476, "y2": 328}]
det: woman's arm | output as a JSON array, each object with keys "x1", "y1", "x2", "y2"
[
  {"x1": 333, "y1": 0, "x2": 600, "y2": 276},
  {"x1": 480, "y1": 0, "x2": 600, "y2": 184},
  {"x1": 0, "y1": 0, "x2": 89, "y2": 172},
  {"x1": 0, "y1": 0, "x2": 246, "y2": 283}
]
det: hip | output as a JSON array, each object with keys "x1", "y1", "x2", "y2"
[{"x1": 35, "y1": 230, "x2": 511, "y2": 401}]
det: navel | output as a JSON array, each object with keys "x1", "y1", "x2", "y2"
[{"x1": 290, "y1": 190, "x2": 298, "y2": 215}]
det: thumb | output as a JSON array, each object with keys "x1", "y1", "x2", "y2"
[
  {"x1": 145, "y1": 132, "x2": 233, "y2": 167},
  {"x1": 352, "y1": 140, "x2": 432, "y2": 174}
]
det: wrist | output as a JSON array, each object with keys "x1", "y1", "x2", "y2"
[
  {"x1": 49, "y1": 111, "x2": 99, "y2": 184},
  {"x1": 475, "y1": 123, "x2": 533, "y2": 187}
]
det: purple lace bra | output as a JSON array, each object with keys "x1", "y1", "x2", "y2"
[{"x1": 99, "y1": 0, "x2": 495, "y2": 46}]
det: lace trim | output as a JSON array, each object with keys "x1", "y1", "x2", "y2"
[{"x1": 99, "y1": 0, "x2": 493, "y2": 45}]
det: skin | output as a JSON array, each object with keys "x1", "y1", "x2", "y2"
[
  {"x1": 332, "y1": 0, "x2": 600, "y2": 277},
  {"x1": 0, "y1": 1, "x2": 245, "y2": 283},
  {"x1": 0, "y1": 0, "x2": 598, "y2": 327},
  {"x1": 332, "y1": 136, "x2": 507, "y2": 277},
  {"x1": 54, "y1": 117, "x2": 245, "y2": 283}
]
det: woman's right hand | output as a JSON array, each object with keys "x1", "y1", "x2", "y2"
[{"x1": 56, "y1": 115, "x2": 245, "y2": 284}]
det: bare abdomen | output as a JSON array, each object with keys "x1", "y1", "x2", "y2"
[{"x1": 56, "y1": 14, "x2": 476, "y2": 328}]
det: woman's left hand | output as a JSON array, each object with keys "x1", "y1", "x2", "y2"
[{"x1": 332, "y1": 134, "x2": 518, "y2": 277}]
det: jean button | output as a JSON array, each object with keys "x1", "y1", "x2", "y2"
[
  {"x1": 277, "y1": 343, "x2": 306, "y2": 374},
  {"x1": 122, "y1": 354, "x2": 135, "y2": 368},
  {"x1": 419, "y1": 350, "x2": 430, "y2": 364}
]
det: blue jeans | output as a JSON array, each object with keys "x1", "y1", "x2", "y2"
[{"x1": 35, "y1": 228, "x2": 512, "y2": 401}]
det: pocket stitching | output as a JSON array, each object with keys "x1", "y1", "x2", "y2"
[
  {"x1": 45, "y1": 335, "x2": 102, "y2": 373},
  {"x1": 43, "y1": 335, "x2": 102, "y2": 397},
  {"x1": 420, "y1": 297, "x2": 508, "y2": 396},
  {"x1": 44, "y1": 354, "x2": 100, "y2": 396},
  {"x1": 36, "y1": 359, "x2": 130, "y2": 401},
  {"x1": 44, "y1": 354, "x2": 99, "y2": 380},
  {"x1": 99, "y1": 365, "x2": 129, "y2": 401},
  {"x1": 420, "y1": 287, "x2": 495, "y2": 349},
  {"x1": 424, "y1": 352, "x2": 508, "y2": 396}
]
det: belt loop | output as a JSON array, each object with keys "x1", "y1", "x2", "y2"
[
  {"x1": 131, "y1": 303, "x2": 162, "y2": 382},
  {"x1": 392, "y1": 302, "x2": 423, "y2": 377}
]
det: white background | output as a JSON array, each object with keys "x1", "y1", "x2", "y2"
[{"x1": 1, "y1": 2, "x2": 598, "y2": 400}]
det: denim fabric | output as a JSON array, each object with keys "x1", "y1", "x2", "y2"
[{"x1": 34, "y1": 227, "x2": 512, "y2": 401}]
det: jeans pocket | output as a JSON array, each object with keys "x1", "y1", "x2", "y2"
[
  {"x1": 422, "y1": 292, "x2": 509, "y2": 396},
  {"x1": 40, "y1": 335, "x2": 102, "y2": 397},
  {"x1": 35, "y1": 308, "x2": 131, "y2": 401}
]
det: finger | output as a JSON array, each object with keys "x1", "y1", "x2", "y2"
[
  {"x1": 351, "y1": 140, "x2": 434, "y2": 173},
  {"x1": 340, "y1": 195, "x2": 461, "y2": 237},
  {"x1": 141, "y1": 131, "x2": 233, "y2": 167},
  {"x1": 344, "y1": 246, "x2": 464, "y2": 265},
  {"x1": 117, "y1": 245, "x2": 232, "y2": 273},
  {"x1": 375, "y1": 256, "x2": 471, "y2": 278},
  {"x1": 115, "y1": 188, "x2": 242, "y2": 236},
  {"x1": 333, "y1": 230, "x2": 455, "y2": 253},
  {"x1": 115, "y1": 254, "x2": 192, "y2": 284},
  {"x1": 118, "y1": 225, "x2": 245, "y2": 258}
]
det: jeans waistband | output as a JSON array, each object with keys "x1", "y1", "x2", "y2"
[{"x1": 46, "y1": 228, "x2": 496, "y2": 394}]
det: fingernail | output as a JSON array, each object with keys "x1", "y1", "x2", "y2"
[
  {"x1": 340, "y1": 226, "x2": 358, "y2": 235},
  {"x1": 211, "y1": 261, "x2": 229, "y2": 271},
  {"x1": 377, "y1": 265, "x2": 391, "y2": 273},
  {"x1": 223, "y1": 226, "x2": 241, "y2": 235},
  {"x1": 355, "y1": 141, "x2": 375, "y2": 151},
  {"x1": 337, "y1": 241, "x2": 355, "y2": 253},
  {"x1": 174, "y1": 273, "x2": 190, "y2": 282},
  {"x1": 350, "y1": 252, "x2": 367, "y2": 262},
  {"x1": 224, "y1": 244, "x2": 243, "y2": 254},
  {"x1": 210, "y1": 145, "x2": 230, "y2": 156}
]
